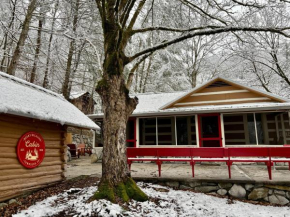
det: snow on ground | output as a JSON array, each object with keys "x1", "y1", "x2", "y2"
[{"x1": 13, "y1": 183, "x2": 290, "y2": 217}]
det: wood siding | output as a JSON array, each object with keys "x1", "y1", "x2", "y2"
[
  {"x1": 0, "y1": 114, "x2": 66, "y2": 202},
  {"x1": 167, "y1": 80, "x2": 282, "y2": 109}
]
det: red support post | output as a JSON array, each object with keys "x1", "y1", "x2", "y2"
[
  {"x1": 227, "y1": 161, "x2": 232, "y2": 179},
  {"x1": 190, "y1": 161, "x2": 195, "y2": 177}
]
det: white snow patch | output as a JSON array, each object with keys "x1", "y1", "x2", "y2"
[
  {"x1": 0, "y1": 71, "x2": 98, "y2": 130},
  {"x1": 13, "y1": 183, "x2": 290, "y2": 217}
]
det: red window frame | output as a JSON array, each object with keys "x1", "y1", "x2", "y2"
[
  {"x1": 198, "y1": 113, "x2": 222, "y2": 147},
  {"x1": 126, "y1": 118, "x2": 137, "y2": 147}
]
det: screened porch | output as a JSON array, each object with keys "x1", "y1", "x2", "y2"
[{"x1": 126, "y1": 112, "x2": 290, "y2": 147}]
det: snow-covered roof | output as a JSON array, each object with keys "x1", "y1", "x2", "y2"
[
  {"x1": 89, "y1": 77, "x2": 290, "y2": 119},
  {"x1": 132, "y1": 91, "x2": 187, "y2": 114},
  {"x1": 0, "y1": 71, "x2": 99, "y2": 130},
  {"x1": 70, "y1": 90, "x2": 87, "y2": 100}
]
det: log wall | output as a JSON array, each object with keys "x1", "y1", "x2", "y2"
[{"x1": 0, "y1": 114, "x2": 66, "y2": 202}]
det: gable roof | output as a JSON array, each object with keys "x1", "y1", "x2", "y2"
[
  {"x1": 0, "y1": 71, "x2": 99, "y2": 130},
  {"x1": 160, "y1": 76, "x2": 288, "y2": 110}
]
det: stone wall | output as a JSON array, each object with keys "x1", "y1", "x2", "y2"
[
  {"x1": 67, "y1": 127, "x2": 94, "y2": 148},
  {"x1": 146, "y1": 180, "x2": 290, "y2": 205}
]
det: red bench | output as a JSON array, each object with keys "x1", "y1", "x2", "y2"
[
  {"x1": 227, "y1": 147, "x2": 272, "y2": 179},
  {"x1": 127, "y1": 147, "x2": 290, "y2": 180}
]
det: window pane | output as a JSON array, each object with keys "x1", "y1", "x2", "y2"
[
  {"x1": 139, "y1": 118, "x2": 157, "y2": 145},
  {"x1": 126, "y1": 120, "x2": 135, "y2": 140},
  {"x1": 176, "y1": 117, "x2": 188, "y2": 145},
  {"x1": 247, "y1": 114, "x2": 257, "y2": 144},
  {"x1": 255, "y1": 114, "x2": 264, "y2": 144},
  {"x1": 200, "y1": 116, "x2": 219, "y2": 138},
  {"x1": 190, "y1": 116, "x2": 197, "y2": 145},
  {"x1": 158, "y1": 117, "x2": 175, "y2": 145},
  {"x1": 223, "y1": 114, "x2": 246, "y2": 145}
]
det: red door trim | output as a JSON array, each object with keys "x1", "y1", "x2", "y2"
[
  {"x1": 198, "y1": 114, "x2": 222, "y2": 147},
  {"x1": 126, "y1": 118, "x2": 137, "y2": 147}
]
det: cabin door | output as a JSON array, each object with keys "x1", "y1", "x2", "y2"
[
  {"x1": 126, "y1": 118, "x2": 136, "y2": 147},
  {"x1": 198, "y1": 114, "x2": 222, "y2": 147}
]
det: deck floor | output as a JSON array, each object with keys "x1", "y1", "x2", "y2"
[{"x1": 67, "y1": 156, "x2": 290, "y2": 184}]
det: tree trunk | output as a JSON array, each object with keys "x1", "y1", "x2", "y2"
[
  {"x1": 43, "y1": 0, "x2": 59, "y2": 88},
  {"x1": 62, "y1": 0, "x2": 80, "y2": 100},
  {"x1": 7, "y1": 0, "x2": 37, "y2": 75},
  {"x1": 95, "y1": 71, "x2": 147, "y2": 202},
  {"x1": 30, "y1": 17, "x2": 43, "y2": 83},
  {"x1": 0, "y1": 0, "x2": 18, "y2": 72}
]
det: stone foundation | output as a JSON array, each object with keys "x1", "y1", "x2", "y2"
[
  {"x1": 67, "y1": 127, "x2": 94, "y2": 148},
  {"x1": 146, "y1": 179, "x2": 290, "y2": 205}
]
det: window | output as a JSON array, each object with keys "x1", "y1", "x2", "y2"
[
  {"x1": 176, "y1": 117, "x2": 188, "y2": 145},
  {"x1": 247, "y1": 114, "x2": 257, "y2": 144},
  {"x1": 255, "y1": 113, "x2": 264, "y2": 144},
  {"x1": 158, "y1": 117, "x2": 175, "y2": 145},
  {"x1": 138, "y1": 116, "x2": 197, "y2": 146},
  {"x1": 139, "y1": 118, "x2": 157, "y2": 145}
]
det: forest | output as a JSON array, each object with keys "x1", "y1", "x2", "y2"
[{"x1": 1, "y1": 0, "x2": 290, "y2": 108}]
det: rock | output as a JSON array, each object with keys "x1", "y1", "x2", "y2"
[
  {"x1": 218, "y1": 183, "x2": 232, "y2": 190},
  {"x1": 180, "y1": 185, "x2": 192, "y2": 190},
  {"x1": 8, "y1": 199, "x2": 17, "y2": 205},
  {"x1": 274, "y1": 190, "x2": 286, "y2": 196},
  {"x1": 254, "y1": 183, "x2": 263, "y2": 188},
  {"x1": 201, "y1": 182, "x2": 216, "y2": 186},
  {"x1": 195, "y1": 186, "x2": 219, "y2": 193},
  {"x1": 269, "y1": 189, "x2": 273, "y2": 195},
  {"x1": 166, "y1": 181, "x2": 179, "y2": 188},
  {"x1": 245, "y1": 184, "x2": 254, "y2": 191},
  {"x1": 248, "y1": 188, "x2": 269, "y2": 200},
  {"x1": 189, "y1": 182, "x2": 201, "y2": 188},
  {"x1": 265, "y1": 185, "x2": 290, "y2": 192},
  {"x1": 286, "y1": 192, "x2": 290, "y2": 199},
  {"x1": 264, "y1": 196, "x2": 269, "y2": 202},
  {"x1": 229, "y1": 184, "x2": 246, "y2": 199},
  {"x1": 269, "y1": 195, "x2": 289, "y2": 205},
  {"x1": 0, "y1": 203, "x2": 8, "y2": 208},
  {"x1": 217, "y1": 189, "x2": 227, "y2": 196},
  {"x1": 91, "y1": 153, "x2": 98, "y2": 163}
]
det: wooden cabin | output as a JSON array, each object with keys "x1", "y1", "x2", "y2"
[
  {"x1": 0, "y1": 72, "x2": 99, "y2": 202},
  {"x1": 70, "y1": 91, "x2": 96, "y2": 115},
  {"x1": 90, "y1": 76, "x2": 290, "y2": 148}
]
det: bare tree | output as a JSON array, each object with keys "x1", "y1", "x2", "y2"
[
  {"x1": 7, "y1": 0, "x2": 38, "y2": 75},
  {"x1": 93, "y1": 0, "x2": 290, "y2": 203},
  {"x1": 62, "y1": 0, "x2": 80, "y2": 100}
]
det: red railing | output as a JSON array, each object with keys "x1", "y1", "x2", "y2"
[{"x1": 127, "y1": 147, "x2": 290, "y2": 180}]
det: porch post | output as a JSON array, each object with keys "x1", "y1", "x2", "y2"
[
  {"x1": 156, "y1": 117, "x2": 158, "y2": 146},
  {"x1": 195, "y1": 114, "x2": 199, "y2": 147},
  {"x1": 220, "y1": 114, "x2": 226, "y2": 147},
  {"x1": 174, "y1": 116, "x2": 177, "y2": 146},
  {"x1": 136, "y1": 118, "x2": 139, "y2": 147},
  {"x1": 253, "y1": 113, "x2": 259, "y2": 145},
  {"x1": 281, "y1": 114, "x2": 287, "y2": 145}
]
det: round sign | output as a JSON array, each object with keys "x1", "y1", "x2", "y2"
[{"x1": 17, "y1": 132, "x2": 45, "y2": 169}]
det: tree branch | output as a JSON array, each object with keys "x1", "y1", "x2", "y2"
[
  {"x1": 129, "y1": 26, "x2": 290, "y2": 62},
  {"x1": 126, "y1": 52, "x2": 153, "y2": 89},
  {"x1": 131, "y1": 25, "x2": 221, "y2": 34},
  {"x1": 127, "y1": 0, "x2": 146, "y2": 31},
  {"x1": 231, "y1": 0, "x2": 265, "y2": 8},
  {"x1": 179, "y1": 0, "x2": 228, "y2": 25}
]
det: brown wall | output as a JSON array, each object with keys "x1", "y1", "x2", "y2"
[
  {"x1": 169, "y1": 81, "x2": 280, "y2": 108},
  {"x1": 0, "y1": 114, "x2": 66, "y2": 202}
]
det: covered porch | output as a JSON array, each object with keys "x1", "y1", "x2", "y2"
[{"x1": 126, "y1": 111, "x2": 290, "y2": 148}]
